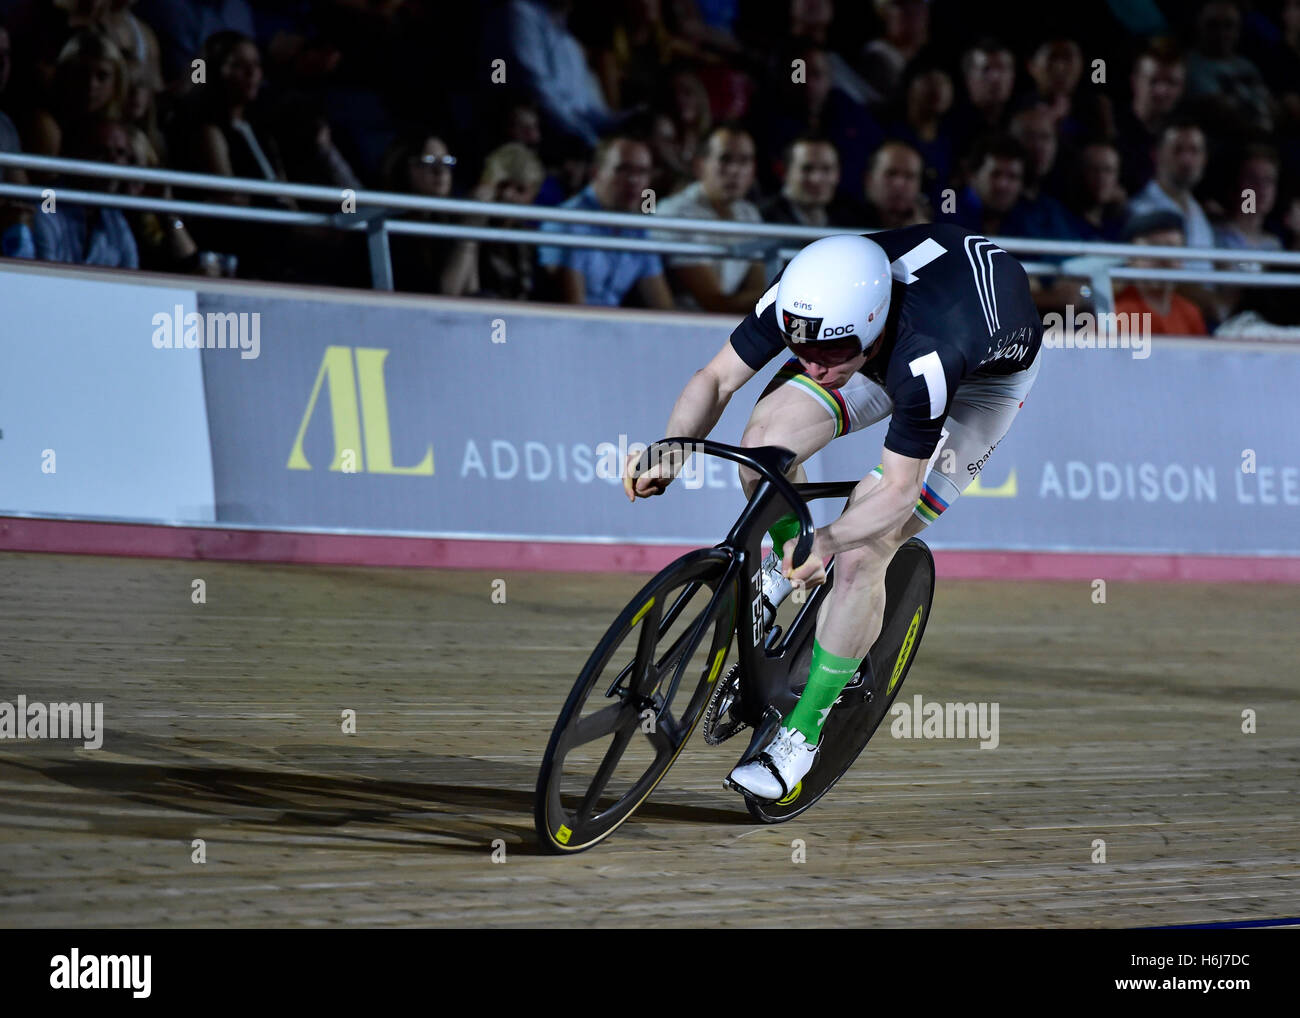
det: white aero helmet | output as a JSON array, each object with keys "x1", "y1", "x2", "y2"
[{"x1": 775, "y1": 234, "x2": 893, "y2": 364}]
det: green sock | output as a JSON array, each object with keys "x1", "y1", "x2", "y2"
[
  {"x1": 767, "y1": 512, "x2": 801, "y2": 561},
  {"x1": 786, "y1": 639, "x2": 863, "y2": 745}
]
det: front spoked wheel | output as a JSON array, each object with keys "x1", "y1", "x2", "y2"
[{"x1": 535, "y1": 548, "x2": 736, "y2": 853}]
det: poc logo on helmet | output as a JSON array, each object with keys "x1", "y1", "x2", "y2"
[
  {"x1": 782, "y1": 309, "x2": 823, "y2": 340},
  {"x1": 822, "y1": 324, "x2": 855, "y2": 337}
]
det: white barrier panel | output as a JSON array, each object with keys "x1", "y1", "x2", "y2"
[{"x1": 0, "y1": 269, "x2": 215, "y2": 522}]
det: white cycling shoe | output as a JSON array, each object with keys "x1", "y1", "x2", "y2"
[{"x1": 727, "y1": 725, "x2": 818, "y2": 800}]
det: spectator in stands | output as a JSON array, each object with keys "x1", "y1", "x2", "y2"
[
  {"x1": 537, "y1": 135, "x2": 674, "y2": 307},
  {"x1": 1114, "y1": 39, "x2": 1185, "y2": 195},
  {"x1": 383, "y1": 134, "x2": 456, "y2": 200},
  {"x1": 100, "y1": 0, "x2": 162, "y2": 93},
  {"x1": 0, "y1": 19, "x2": 27, "y2": 182},
  {"x1": 1253, "y1": 0, "x2": 1300, "y2": 128},
  {"x1": 0, "y1": 18, "x2": 8, "y2": 85},
  {"x1": 0, "y1": 15, "x2": 29, "y2": 232},
  {"x1": 108, "y1": 119, "x2": 201, "y2": 273},
  {"x1": 122, "y1": 58, "x2": 163, "y2": 161},
  {"x1": 1203, "y1": 143, "x2": 1286, "y2": 320},
  {"x1": 886, "y1": 61, "x2": 953, "y2": 210},
  {"x1": 501, "y1": 96, "x2": 544, "y2": 152},
  {"x1": 1284, "y1": 194, "x2": 1300, "y2": 251},
  {"x1": 1062, "y1": 141, "x2": 1128, "y2": 241},
  {"x1": 172, "y1": 31, "x2": 329, "y2": 281},
  {"x1": 939, "y1": 133, "x2": 1028, "y2": 236},
  {"x1": 25, "y1": 29, "x2": 128, "y2": 156},
  {"x1": 0, "y1": 13, "x2": 32, "y2": 240},
  {"x1": 758, "y1": 135, "x2": 857, "y2": 227},
  {"x1": 1184, "y1": 0, "x2": 1274, "y2": 134},
  {"x1": 178, "y1": 31, "x2": 286, "y2": 199},
  {"x1": 24, "y1": 120, "x2": 139, "y2": 269},
  {"x1": 441, "y1": 141, "x2": 546, "y2": 300},
  {"x1": 0, "y1": 200, "x2": 35, "y2": 258},
  {"x1": 535, "y1": 132, "x2": 593, "y2": 206},
  {"x1": 271, "y1": 96, "x2": 363, "y2": 190},
  {"x1": 1214, "y1": 144, "x2": 1284, "y2": 257},
  {"x1": 133, "y1": 0, "x2": 255, "y2": 84},
  {"x1": 646, "y1": 110, "x2": 692, "y2": 198},
  {"x1": 1010, "y1": 102, "x2": 1065, "y2": 200},
  {"x1": 502, "y1": 0, "x2": 617, "y2": 149},
  {"x1": 786, "y1": 0, "x2": 881, "y2": 108},
  {"x1": 656, "y1": 66, "x2": 712, "y2": 190},
  {"x1": 1127, "y1": 118, "x2": 1214, "y2": 268},
  {"x1": 859, "y1": 0, "x2": 930, "y2": 108},
  {"x1": 654, "y1": 123, "x2": 766, "y2": 312},
  {"x1": 947, "y1": 37, "x2": 1016, "y2": 161},
  {"x1": 754, "y1": 43, "x2": 883, "y2": 202},
  {"x1": 1, "y1": 0, "x2": 99, "y2": 123},
  {"x1": 1113, "y1": 210, "x2": 1208, "y2": 335},
  {"x1": 380, "y1": 133, "x2": 460, "y2": 294},
  {"x1": 593, "y1": 0, "x2": 696, "y2": 112},
  {"x1": 859, "y1": 140, "x2": 928, "y2": 228},
  {"x1": 1025, "y1": 38, "x2": 1092, "y2": 142},
  {"x1": 667, "y1": 0, "x2": 744, "y2": 60},
  {"x1": 1005, "y1": 104, "x2": 1076, "y2": 237}
]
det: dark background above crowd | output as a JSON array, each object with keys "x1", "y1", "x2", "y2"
[{"x1": 0, "y1": 0, "x2": 1296, "y2": 332}]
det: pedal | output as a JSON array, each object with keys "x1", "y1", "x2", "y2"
[{"x1": 733, "y1": 708, "x2": 783, "y2": 767}]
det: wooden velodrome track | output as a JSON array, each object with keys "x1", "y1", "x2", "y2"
[{"x1": 0, "y1": 550, "x2": 1297, "y2": 928}]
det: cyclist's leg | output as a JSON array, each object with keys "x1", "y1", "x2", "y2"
[
  {"x1": 737, "y1": 358, "x2": 893, "y2": 496},
  {"x1": 814, "y1": 351, "x2": 1042, "y2": 657}
]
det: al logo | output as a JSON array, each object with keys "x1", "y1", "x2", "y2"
[{"x1": 288, "y1": 346, "x2": 433, "y2": 475}]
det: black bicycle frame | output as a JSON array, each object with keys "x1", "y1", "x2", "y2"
[{"x1": 633, "y1": 439, "x2": 860, "y2": 756}]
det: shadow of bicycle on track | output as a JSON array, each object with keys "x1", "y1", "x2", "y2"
[{"x1": 0, "y1": 737, "x2": 747, "y2": 856}]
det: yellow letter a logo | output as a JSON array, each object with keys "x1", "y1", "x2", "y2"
[{"x1": 287, "y1": 346, "x2": 433, "y2": 475}]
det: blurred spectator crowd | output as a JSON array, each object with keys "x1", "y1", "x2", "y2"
[{"x1": 0, "y1": 0, "x2": 1298, "y2": 333}]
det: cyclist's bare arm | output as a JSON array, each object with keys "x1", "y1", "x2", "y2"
[
  {"x1": 805, "y1": 448, "x2": 928, "y2": 561},
  {"x1": 624, "y1": 341, "x2": 757, "y2": 500}
]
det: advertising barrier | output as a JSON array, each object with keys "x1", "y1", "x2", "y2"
[
  {"x1": 198, "y1": 291, "x2": 1300, "y2": 557},
  {"x1": 2, "y1": 265, "x2": 1297, "y2": 561}
]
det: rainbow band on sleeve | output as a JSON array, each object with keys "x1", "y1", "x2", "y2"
[
  {"x1": 868, "y1": 463, "x2": 950, "y2": 524},
  {"x1": 762, "y1": 358, "x2": 851, "y2": 438}
]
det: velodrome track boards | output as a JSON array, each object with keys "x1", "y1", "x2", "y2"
[{"x1": 0, "y1": 552, "x2": 1297, "y2": 927}]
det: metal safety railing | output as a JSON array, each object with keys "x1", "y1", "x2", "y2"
[{"x1": 3, "y1": 151, "x2": 1299, "y2": 313}]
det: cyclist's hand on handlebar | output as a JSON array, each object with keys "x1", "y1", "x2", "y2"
[
  {"x1": 623, "y1": 449, "x2": 676, "y2": 501},
  {"x1": 781, "y1": 537, "x2": 827, "y2": 590}
]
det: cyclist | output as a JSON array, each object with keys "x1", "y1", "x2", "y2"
[{"x1": 624, "y1": 224, "x2": 1042, "y2": 800}]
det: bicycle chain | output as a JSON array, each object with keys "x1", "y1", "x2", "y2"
[{"x1": 702, "y1": 663, "x2": 748, "y2": 745}]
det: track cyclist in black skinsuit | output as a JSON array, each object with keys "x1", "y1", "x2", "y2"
[{"x1": 624, "y1": 224, "x2": 1042, "y2": 800}]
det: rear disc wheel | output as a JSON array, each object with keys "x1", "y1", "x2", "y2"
[{"x1": 745, "y1": 538, "x2": 935, "y2": 823}]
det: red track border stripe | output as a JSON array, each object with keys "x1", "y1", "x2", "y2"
[{"x1": 2, "y1": 516, "x2": 1298, "y2": 582}]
